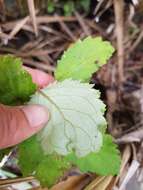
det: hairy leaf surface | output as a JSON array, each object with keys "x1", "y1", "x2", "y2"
[{"x1": 30, "y1": 79, "x2": 107, "y2": 157}]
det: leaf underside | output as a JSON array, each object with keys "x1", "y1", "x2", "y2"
[{"x1": 30, "y1": 79, "x2": 107, "y2": 157}]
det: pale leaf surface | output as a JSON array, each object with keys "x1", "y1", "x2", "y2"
[{"x1": 30, "y1": 79, "x2": 107, "y2": 157}]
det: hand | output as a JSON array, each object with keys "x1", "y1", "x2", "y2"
[{"x1": 0, "y1": 67, "x2": 54, "y2": 149}]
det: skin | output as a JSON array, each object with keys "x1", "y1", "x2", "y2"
[{"x1": 0, "y1": 67, "x2": 54, "y2": 149}]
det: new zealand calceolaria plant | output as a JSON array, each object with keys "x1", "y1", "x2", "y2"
[{"x1": 0, "y1": 37, "x2": 120, "y2": 188}]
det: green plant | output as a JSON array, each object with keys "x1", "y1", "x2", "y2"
[
  {"x1": 0, "y1": 37, "x2": 120, "y2": 188},
  {"x1": 47, "y1": 0, "x2": 91, "y2": 16},
  {"x1": 0, "y1": 55, "x2": 36, "y2": 105}
]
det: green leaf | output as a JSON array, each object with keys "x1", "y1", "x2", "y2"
[
  {"x1": 66, "y1": 135, "x2": 121, "y2": 175},
  {"x1": 18, "y1": 135, "x2": 120, "y2": 187},
  {"x1": 55, "y1": 37, "x2": 114, "y2": 82},
  {"x1": 30, "y1": 79, "x2": 107, "y2": 157},
  {"x1": 0, "y1": 55, "x2": 36, "y2": 105},
  {"x1": 35, "y1": 155, "x2": 70, "y2": 187},
  {"x1": 0, "y1": 38, "x2": 120, "y2": 188},
  {"x1": 18, "y1": 137, "x2": 70, "y2": 187},
  {"x1": 47, "y1": 1, "x2": 55, "y2": 13},
  {"x1": 80, "y1": 0, "x2": 90, "y2": 12},
  {"x1": 18, "y1": 136, "x2": 45, "y2": 176},
  {"x1": 63, "y1": 1, "x2": 74, "y2": 16}
]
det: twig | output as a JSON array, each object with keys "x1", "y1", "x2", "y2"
[
  {"x1": 23, "y1": 59, "x2": 55, "y2": 72},
  {"x1": 119, "y1": 160, "x2": 140, "y2": 190},
  {"x1": 114, "y1": 145, "x2": 131, "y2": 187},
  {"x1": 27, "y1": 0, "x2": 38, "y2": 36},
  {"x1": 74, "y1": 11, "x2": 91, "y2": 36},
  {"x1": 0, "y1": 0, "x2": 6, "y2": 21},
  {"x1": 0, "y1": 176, "x2": 35, "y2": 186},
  {"x1": 116, "y1": 127, "x2": 143, "y2": 144},
  {"x1": 113, "y1": 0, "x2": 124, "y2": 84},
  {"x1": 129, "y1": 30, "x2": 143, "y2": 53},
  {"x1": 94, "y1": 0, "x2": 113, "y2": 22},
  {"x1": 2, "y1": 16, "x2": 77, "y2": 31},
  {"x1": 8, "y1": 16, "x2": 29, "y2": 41},
  {"x1": 85, "y1": 19, "x2": 107, "y2": 37},
  {"x1": 93, "y1": 0, "x2": 105, "y2": 15},
  {"x1": 55, "y1": 15, "x2": 77, "y2": 41}
]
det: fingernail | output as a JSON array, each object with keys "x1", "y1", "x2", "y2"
[{"x1": 21, "y1": 105, "x2": 49, "y2": 127}]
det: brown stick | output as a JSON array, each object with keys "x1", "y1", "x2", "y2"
[
  {"x1": 0, "y1": 176, "x2": 35, "y2": 186},
  {"x1": 2, "y1": 16, "x2": 77, "y2": 31},
  {"x1": 27, "y1": 0, "x2": 38, "y2": 36},
  {"x1": 74, "y1": 11, "x2": 91, "y2": 36},
  {"x1": 129, "y1": 30, "x2": 143, "y2": 53},
  {"x1": 113, "y1": 0, "x2": 124, "y2": 84}
]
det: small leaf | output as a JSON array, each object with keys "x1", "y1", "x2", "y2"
[
  {"x1": 30, "y1": 79, "x2": 107, "y2": 157},
  {"x1": 18, "y1": 137, "x2": 71, "y2": 187},
  {"x1": 0, "y1": 55, "x2": 36, "y2": 105},
  {"x1": 55, "y1": 37, "x2": 114, "y2": 82},
  {"x1": 66, "y1": 135, "x2": 121, "y2": 175},
  {"x1": 18, "y1": 135, "x2": 120, "y2": 187},
  {"x1": 35, "y1": 155, "x2": 70, "y2": 187},
  {"x1": 18, "y1": 136, "x2": 45, "y2": 176}
]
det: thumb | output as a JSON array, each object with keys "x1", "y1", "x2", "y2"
[{"x1": 0, "y1": 104, "x2": 49, "y2": 149}]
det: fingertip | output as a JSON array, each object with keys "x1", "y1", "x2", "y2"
[
  {"x1": 34, "y1": 70, "x2": 54, "y2": 88},
  {"x1": 21, "y1": 105, "x2": 49, "y2": 128},
  {"x1": 0, "y1": 104, "x2": 49, "y2": 149},
  {"x1": 23, "y1": 66, "x2": 54, "y2": 88}
]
